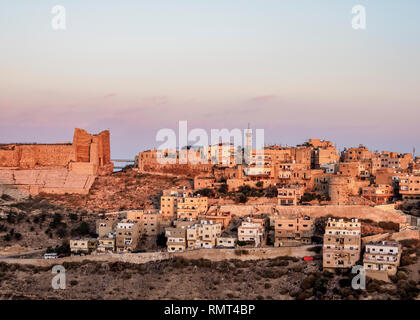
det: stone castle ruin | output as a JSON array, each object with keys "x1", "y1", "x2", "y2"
[{"x1": 0, "y1": 128, "x2": 113, "y2": 198}]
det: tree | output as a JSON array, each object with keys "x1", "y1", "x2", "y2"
[
  {"x1": 72, "y1": 222, "x2": 90, "y2": 236},
  {"x1": 156, "y1": 232, "x2": 167, "y2": 247},
  {"x1": 218, "y1": 183, "x2": 228, "y2": 194},
  {"x1": 264, "y1": 187, "x2": 278, "y2": 198},
  {"x1": 236, "y1": 193, "x2": 247, "y2": 203},
  {"x1": 194, "y1": 188, "x2": 214, "y2": 198},
  {"x1": 55, "y1": 241, "x2": 71, "y2": 256},
  {"x1": 56, "y1": 228, "x2": 67, "y2": 238}
]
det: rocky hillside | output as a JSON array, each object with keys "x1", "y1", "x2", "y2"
[{"x1": 39, "y1": 169, "x2": 193, "y2": 213}]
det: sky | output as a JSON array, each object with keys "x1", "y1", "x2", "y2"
[{"x1": 0, "y1": 0, "x2": 419, "y2": 159}]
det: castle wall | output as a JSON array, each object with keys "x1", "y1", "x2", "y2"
[
  {"x1": 0, "y1": 169, "x2": 96, "y2": 198},
  {"x1": 0, "y1": 128, "x2": 113, "y2": 197},
  {"x1": 0, "y1": 145, "x2": 75, "y2": 168}
]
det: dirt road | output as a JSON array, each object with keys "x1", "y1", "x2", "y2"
[{"x1": 0, "y1": 246, "x2": 317, "y2": 267}]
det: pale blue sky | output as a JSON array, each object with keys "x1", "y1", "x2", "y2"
[{"x1": 0, "y1": 1, "x2": 419, "y2": 158}]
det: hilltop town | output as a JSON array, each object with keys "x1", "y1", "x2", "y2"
[{"x1": 0, "y1": 129, "x2": 419, "y2": 300}]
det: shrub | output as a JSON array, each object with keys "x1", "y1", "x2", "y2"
[
  {"x1": 56, "y1": 228, "x2": 67, "y2": 238},
  {"x1": 338, "y1": 278, "x2": 351, "y2": 288},
  {"x1": 307, "y1": 246, "x2": 322, "y2": 253},
  {"x1": 301, "y1": 275, "x2": 317, "y2": 290},
  {"x1": 218, "y1": 184, "x2": 228, "y2": 194},
  {"x1": 396, "y1": 270, "x2": 408, "y2": 281},
  {"x1": 397, "y1": 280, "x2": 418, "y2": 300},
  {"x1": 71, "y1": 222, "x2": 90, "y2": 236},
  {"x1": 70, "y1": 280, "x2": 78, "y2": 286},
  {"x1": 156, "y1": 233, "x2": 167, "y2": 247},
  {"x1": 378, "y1": 221, "x2": 399, "y2": 232},
  {"x1": 256, "y1": 181, "x2": 264, "y2": 188},
  {"x1": 172, "y1": 257, "x2": 189, "y2": 268},
  {"x1": 264, "y1": 187, "x2": 278, "y2": 198},
  {"x1": 258, "y1": 268, "x2": 285, "y2": 279},
  {"x1": 400, "y1": 254, "x2": 417, "y2": 266}
]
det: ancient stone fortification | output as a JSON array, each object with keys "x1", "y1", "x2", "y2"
[
  {"x1": 0, "y1": 128, "x2": 113, "y2": 197},
  {"x1": 328, "y1": 175, "x2": 369, "y2": 205}
]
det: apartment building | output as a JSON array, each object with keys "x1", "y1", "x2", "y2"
[
  {"x1": 277, "y1": 185, "x2": 304, "y2": 205},
  {"x1": 379, "y1": 152, "x2": 412, "y2": 170},
  {"x1": 160, "y1": 192, "x2": 182, "y2": 219},
  {"x1": 312, "y1": 146, "x2": 339, "y2": 169},
  {"x1": 160, "y1": 190, "x2": 208, "y2": 221},
  {"x1": 194, "y1": 176, "x2": 217, "y2": 190},
  {"x1": 186, "y1": 220, "x2": 222, "y2": 249},
  {"x1": 399, "y1": 175, "x2": 420, "y2": 204},
  {"x1": 238, "y1": 218, "x2": 265, "y2": 247},
  {"x1": 363, "y1": 241, "x2": 401, "y2": 276},
  {"x1": 323, "y1": 218, "x2": 361, "y2": 270},
  {"x1": 126, "y1": 210, "x2": 162, "y2": 236},
  {"x1": 320, "y1": 163, "x2": 340, "y2": 174},
  {"x1": 362, "y1": 184, "x2": 394, "y2": 204},
  {"x1": 198, "y1": 211, "x2": 232, "y2": 230},
  {"x1": 165, "y1": 227, "x2": 187, "y2": 252},
  {"x1": 216, "y1": 237, "x2": 237, "y2": 248},
  {"x1": 115, "y1": 220, "x2": 141, "y2": 253},
  {"x1": 70, "y1": 238, "x2": 97, "y2": 255},
  {"x1": 97, "y1": 235, "x2": 116, "y2": 253},
  {"x1": 341, "y1": 145, "x2": 372, "y2": 162},
  {"x1": 96, "y1": 218, "x2": 118, "y2": 238},
  {"x1": 273, "y1": 214, "x2": 314, "y2": 247},
  {"x1": 307, "y1": 139, "x2": 333, "y2": 149},
  {"x1": 177, "y1": 196, "x2": 208, "y2": 220}
]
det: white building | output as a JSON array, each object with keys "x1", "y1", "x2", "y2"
[
  {"x1": 238, "y1": 219, "x2": 264, "y2": 247},
  {"x1": 363, "y1": 241, "x2": 401, "y2": 276}
]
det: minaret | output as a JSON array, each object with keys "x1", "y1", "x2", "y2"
[
  {"x1": 246, "y1": 123, "x2": 252, "y2": 152},
  {"x1": 245, "y1": 123, "x2": 252, "y2": 165}
]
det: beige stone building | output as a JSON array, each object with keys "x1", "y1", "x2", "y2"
[
  {"x1": 323, "y1": 218, "x2": 361, "y2": 270},
  {"x1": 177, "y1": 196, "x2": 208, "y2": 220},
  {"x1": 115, "y1": 220, "x2": 141, "y2": 253},
  {"x1": 97, "y1": 236, "x2": 116, "y2": 253},
  {"x1": 194, "y1": 176, "x2": 217, "y2": 190},
  {"x1": 363, "y1": 241, "x2": 401, "y2": 276},
  {"x1": 160, "y1": 192, "x2": 182, "y2": 219},
  {"x1": 277, "y1": 185, "x2": 304, "y2": 205},
  {"x1": 96, "y1": 218, "x2": 118, "y2": 238},
  {"x1": 70, "y1": 238, "x2": 97, "y2": 255},
  {"x1": 160, "y1": 191, "x2": 208, "y2": 220},
  {"x1": 341, "y1": 145, "x2": 372, "y2": 162},
  {"x1": 216, "y1": 237, "x2": 237, "y2": 248},
  {"x1": 399, "y1": 175, "x2": 420, "y2": 204},
  {"x1": 361, "y1": 184, "x2": 394, "y2": 204},
  {"x1": 186, "y1": 220, "x2": 222, "y2": 249},
  {"x1": 313, "y1": 146, "x2": 339, "y2": 169},
  {"x1": 165, "y1": 227, "x2": 187, "y2": 252},
  {"x1": 126, "y1": 210, "x2": 162, "y2": 236},
  {"x1": 238, "y1": 218, "x2": 265, "y2": 247},
  {"x1": 273, "y1": 214, "x2": 314, "y2": 247}
]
